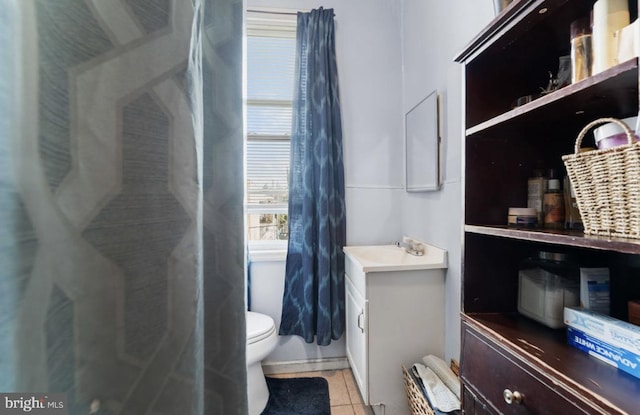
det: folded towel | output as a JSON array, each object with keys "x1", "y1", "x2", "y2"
[
  {"x1": 408, "y1": 368, "x2": 458, "y2": 415},
  {"x1": 422, "y1": 354, "x2": 461, "y2": 400},
  {"x1": 412, "y1": 363, "x2": 460, "y2": 413}
]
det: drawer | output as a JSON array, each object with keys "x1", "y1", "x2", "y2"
[
  {"x1": 461, "y1": 324, "x2": 590, "y2": 415},
  {"x1": 463, "y1": 385, "x2": 496, "y2": 415}
]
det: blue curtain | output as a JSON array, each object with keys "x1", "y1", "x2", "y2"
[{"x1": 279, "y1": 8, "x2": 346, "y2": 346}]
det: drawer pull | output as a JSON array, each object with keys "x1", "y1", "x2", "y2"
[
  {"x1": 503, "y1": 389, "x2": 523, "y2": 405},
  {"x1": 357, "y1": 310, "x2": 365, "y2": 333}
]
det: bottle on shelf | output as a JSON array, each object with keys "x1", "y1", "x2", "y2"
[
  {"x1": 527, "y1": 168, "x2": 547, "y2": 226},
  {"x1": 544, "y1": 170, "x2": 565, "y2": 229},
  {"x1": 564, "y1": 176, "x2": 583, "y2": 230},
  {"x1": 570, "y1": 15, "x2": 593, "y2": 83},
  {"x1": 592, "y1": 0, "x2": 630, "y2": 74}
]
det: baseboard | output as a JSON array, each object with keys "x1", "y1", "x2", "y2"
[{"x1": 262, "y1": 357, "x2": 350, "y2": 374}]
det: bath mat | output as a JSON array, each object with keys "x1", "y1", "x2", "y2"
[{"x1": 261, "y1": 376, "x2": 330, "y2": 415}]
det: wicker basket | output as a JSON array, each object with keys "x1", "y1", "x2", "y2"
[
  {"x1": 402, "y1": 360, "x2": 460, "y2": 415},
  {"x1": 402, "y1": 365, "x2": 435, "y2": 415},
  {"x1": 562, "y1": 117, "x2": 640, "y2": 239}
]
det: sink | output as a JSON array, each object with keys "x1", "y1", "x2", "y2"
[
  {"x1": 349, "y1": 245, "x2": 411, "y2": 263},
  {"x1": 343, "y1": 243, "x2": 447, "y2": 272}
]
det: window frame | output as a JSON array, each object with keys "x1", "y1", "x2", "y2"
[{"x1": 245, "y1": 9, "x2": 298, "y2": 251}]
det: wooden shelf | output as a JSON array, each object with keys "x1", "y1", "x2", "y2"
[
  {"x1": 466, "y1": 58, "x2": 639, "y2": 138},
  {"x1": 465, "y1": 224, "x2": 640, "y2": 254},
  {"x1": 463, "y1": 313, "x2": 640, "y2": 414},
  {"x1": 457, "y1": 0, "x2": 577, "y2": 64}
]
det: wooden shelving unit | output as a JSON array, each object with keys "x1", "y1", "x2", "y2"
[{"x1": 456, "y1": 0, "x2": 640, "y2": 413}]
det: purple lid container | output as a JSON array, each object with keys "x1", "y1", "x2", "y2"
[{"x1": 594, "y1": 116, "x2": 639, "y2": 150}]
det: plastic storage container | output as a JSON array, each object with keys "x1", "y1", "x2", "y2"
[
  {"x1": 593, "y1": 116, "x2": 639, "y2": 149},
  {"x1": 507, "y1": 207, "x2": 537, "y2": 227},
  {"x1": 518, "y1": 252, "x2": 580, "y2": 328}
]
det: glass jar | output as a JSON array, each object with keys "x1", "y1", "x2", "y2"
[{"x1": 570, "y1": 16, "x2": 593, "y2": 83}]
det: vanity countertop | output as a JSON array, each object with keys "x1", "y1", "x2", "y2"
[{"x1": 343, "y1": 243, "x2": 447, "y2": 273}]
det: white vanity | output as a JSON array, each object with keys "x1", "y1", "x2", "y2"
[{"x1": 343, "y1": 243, "x2": 448, "y2": 415}]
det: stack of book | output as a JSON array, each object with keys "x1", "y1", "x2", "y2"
[{"x1": 564, "y1": 307, "x2": 640, "y2": 380}]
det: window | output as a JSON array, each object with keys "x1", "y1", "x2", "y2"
[{"x1": 245, "y1": 10, "x2": 297, "y2": 243}]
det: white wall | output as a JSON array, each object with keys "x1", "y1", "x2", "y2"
[
  {"x1": 247, "y1": 0, "x2": 496, "y2": 367},
  {"x1": 246, "y1": 0, "x2": 404, "y2": 362},
  {"x1": 399, "y1": 0, "x2": 494, "y2": 362}
]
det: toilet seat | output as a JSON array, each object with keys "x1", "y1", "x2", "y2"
[{"x1": 247, "y1": 311, "x2": 276, "y2": 345}]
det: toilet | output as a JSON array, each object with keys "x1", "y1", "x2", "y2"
[{"x1": 246, "y1": 311, "x2": 278, "y2": 415}]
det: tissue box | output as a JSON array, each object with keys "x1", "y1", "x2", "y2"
[
  {"x1": 564, "y1": 307, "x2": 640, "y2": 355},
  {"x1": 567, "y1": 327, "x2": 640, "y2": 380}
]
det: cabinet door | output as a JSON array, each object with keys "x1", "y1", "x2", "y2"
[{"x1": 345, "y1": 275, "x2": 368, "y2": 404}]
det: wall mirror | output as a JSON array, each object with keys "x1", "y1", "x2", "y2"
[{"x1": 405, "y1": 90, "x2": 441, "y2": 192}]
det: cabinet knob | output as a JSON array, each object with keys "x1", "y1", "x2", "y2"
[{"x1": 503, "y1": 389, "x2": 523, "y2": 405}]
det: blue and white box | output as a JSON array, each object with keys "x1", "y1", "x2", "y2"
[
  {"x1": 564, "y1": 306, "x2": 640, "y2": 355},
  {"x1": 579, "y1": 267, "x2": 610, "y2": 315},
  {"x1": 567, "y1": 327, "x2": 640, "y2": 380}
]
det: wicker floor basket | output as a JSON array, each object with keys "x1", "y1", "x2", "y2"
[
  {"x1": 402, "y1": 360, "x2": 459, "y2": 415},
  {"x1": 562, "y1": 117, "x2": 640, "y2": 239},
  {"x1": 402, "y1": 365, "x2": 435, "y2": 415}
]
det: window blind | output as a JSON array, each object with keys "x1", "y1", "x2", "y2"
[
  {"x1": 246, "y1": 12, "x2": 296, "y2": 236},
  {"x1": 246, "y1": 140, "x2": 290, "y2": 210}
]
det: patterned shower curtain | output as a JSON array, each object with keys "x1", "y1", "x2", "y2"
[
  {"x1": 0, "y1": 0, "x2": 245, "y2": 414},
  {"x1": 279, "y1": 8, "x2": 346, "y2": 346}
]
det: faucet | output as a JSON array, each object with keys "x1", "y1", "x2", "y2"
[{"x1": 395, "y1": 237, "x2": 425, "y2": 256}]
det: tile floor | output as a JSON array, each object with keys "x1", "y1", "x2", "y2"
[{"x1": 268, "y1": 369, "x2": 373, "y2": 415}]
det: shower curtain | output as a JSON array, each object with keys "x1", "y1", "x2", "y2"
[
  {"x1": 0, "y1": 0, "x2": 245, "y2": 414},
  {"x1": 279, "y1": 8, "x2": 346, "y2": 346}
]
